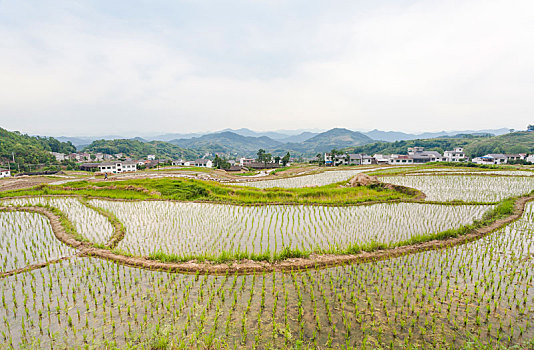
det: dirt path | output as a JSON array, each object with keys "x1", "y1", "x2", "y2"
[
  {"x1": 1, "y1": 195, "x2": 532, "y2": 275},
  {"x1": 0, "y1": 176, "x2": 58, "y2": 192}
]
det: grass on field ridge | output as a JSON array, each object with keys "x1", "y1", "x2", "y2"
[{"x1": 0, "y1": 177, "x2": 419, "y2": 205}]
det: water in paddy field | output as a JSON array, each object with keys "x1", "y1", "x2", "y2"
[
  {"x1": 1, "y1": 203, "x2": 533, "y2": 349},
  {"x1": 381, "y1": 175, "x2": 534, "y2": 202},
  {"x1": 90, "y1": 199, "x2": 492, "y2": 259}
]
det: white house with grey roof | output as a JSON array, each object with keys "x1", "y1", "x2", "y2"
[
  {"x1": 98, "y1": 161, "x2": 138, "y2": 174},
  {"x1": 408, "y1": 147, "x2": 442, "y2": 163},
  {"x1": 472, "y1": 154, "x2": 508, "y2": 165},
  {"x1": 443, "y1": 148, "x2": 466, "y2": 162},
  {"x1": 194, "y1": 159, "x2": 213, "y2": 168}
]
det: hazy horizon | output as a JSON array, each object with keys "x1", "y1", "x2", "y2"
[{"x1": 9, "y1": 126, "x2": 515, "y2": 139}]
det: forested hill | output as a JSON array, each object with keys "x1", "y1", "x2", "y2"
[
  {"x1": 347, "y1": 132, "x2": 534, "y2": 158},
  {"x1": 0, "y1": 127, "x2": 76, "y2": 166},
  {"x1": 83, "y1": 139, "x2": 200, "y2": 160}
]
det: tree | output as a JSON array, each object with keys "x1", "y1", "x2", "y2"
[
  {"x1": 263, "y1": 153, "x2": 272, "y2": 167},
  {"x1": 274, "y1": 156, "x2": 281, "y2": 164},
  {"x1": 256, "y1": 149, "x2": 272, "y2": 166},
  {"x1": 257, "y1": 149, "x2": 266, "y2": 162},
  {"x1": 213, "y1": 155, "x2": 231, "y2": 170},
  {"x1": 281, "y1": 152, "x2": 291, "y2": 166}
]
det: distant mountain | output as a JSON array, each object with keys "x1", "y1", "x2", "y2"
[
  {"x1": 362, "y1": 128, "x2": 511, "y2": 142},
  {"x1": 56, "y1": 135, "x2": 125, "y2": 149},
  {"x1": 219, "y1": 128, "x2": 290, "y2": 141},
  {"x1": 284, "y1": 128, "x2": 374, "y2": 154},
  {"x1": 83, "y1": 139, "x2": 199, "y2": 160},
  {"x1": 145, "y1": 132, "x2": 205, "y2": 142},
  {"x1": 169, "y1": 131, "x2": 284, "y2": 157},
  {"x1": 278, "y1": 132, "x2": 319, "y2": 143},
  {"x1": 55, "y1": 127, "x2": 518, "y2": 159}
]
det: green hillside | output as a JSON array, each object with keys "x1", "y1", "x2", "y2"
[
  {"x1": 347, "y1": 132, "x2": 534, "y2": 157},
  {"x1": 285, "y1": 128, "x2": 374, "y2": 155},
  {"x1": 83, "y1": 139, "x2": 199, "y2": 160},
  {"x1": 0, "y1": 127, "x2": 76, "y2": 170},
  {"x1": 170, "y1": 131, "x2": 283, "y2": 157}
]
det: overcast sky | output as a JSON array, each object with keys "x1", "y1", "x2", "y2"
[{"x1": 1, "y1": 0, "x2": 532, "y2": 136}]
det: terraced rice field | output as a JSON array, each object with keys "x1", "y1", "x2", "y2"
[
  {"x1": 0, "y1": 197, "x2": 114, "y2": 245},
  {"x1": 0, "y1": 202, "x2": 532, "y2": 349},
  {"x1": 91, "y1": 199, "x2": 492, "y2": 259},
  {"x1": 231, "y1": 169, "x2": 373, "y2": 188},
  {"x1": 406, "y1": 169, "x2": 534, "y2": 176},
  {"x1": 1, "y1": 168, "x2": 533, "y2": 349},
  {"x1": 381, "y1": 175, "x2": 534, "y2": 202},
  {"x1": 0, "y1": 212, "x2": 76, "y2": 272}
]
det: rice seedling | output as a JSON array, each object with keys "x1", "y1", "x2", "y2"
[
  {"x1": 88, "y1": 199, "x2": 492, "y2": 261},
  {"x1": 1, "y1": 197, "x2": 113, "y2": 245},
  {"x1": 381, "y1": 174, "x2": 534, "y2": 202},
  {"x1": 0, "y1": 170, "x2": 532, "y2": 349},
  {"x1": 0, "y1": 211, "x2": 76, "y2": 272},
  {"x1": 230, "y1": 168, "x2": 375, "y2": 188}
]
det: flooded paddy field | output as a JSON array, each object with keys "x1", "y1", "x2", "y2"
[
  {"x1": 0, "y1": 168, "x2": 533, "y2": 349},
  {"x1": 91, "y1": 199, "x2": 491, "y2": 259},
  {"x1": 229, "y1": 169, "x2": 373, "y2": 188},
  {"x1": 381, "y1": 175, "x2": 534, "y2": 202},
  {"x1": 1, "y1": 203, "x2": 532, "y2": 349}
]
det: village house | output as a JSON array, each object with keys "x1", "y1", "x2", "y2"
[
  {"x1": 0, "y1": 168, "x2": 11, "y2": 178},
  {"x1": 408, "y1": 147, "x2": 442, "y2": 163},
  {"x1": 388, "y1": 155, "x2": 414, "y2": 165},
  {"x1": 361, "y1": 155, "x2": 374, "y2": 165},
  {"x1": 505, "y1": 154, "x2": 525, "y2": 161},
  {"x1": 347, "y1": 154, "x2": 361, "y2": 165},
  {"x1": 97, "y1": 161, "x2": 138, "y2": 174},
  {"x1": 49, "y1": 152, "x2": 66, "y2": 162},
  {"x1": 324, "y1": 153, "x2": 334, "y2": 166},
  {"x1": 171, "y1": 159, "x2": 192, "y2": 166},
  {"x1": 239, "y1": 158, "x2": 255, "y2": 166},
  {"x1": 373, "y1": 154, "x2": 391, "y2": 164},
  {"x1": 526, "y1": 154, "x2": 534, "y2": 163},
  {"x1": 246, "y1": 162, "x2": 280, "y2": 169},
  {"x1": 147, "y1": 155, "x2": 156, "y2": 160},
  {"x1": 79, "y1": 163, "x2": 100, "y2": 172},
  {"x1": 472, "y1": 154, "x2": 508, "y2": 165},
  {"x1": 194, "y1": 159, "x2": 213, "y2": 168},
  {"x1": 443, "y1": 148, "x2": 466, "y2": 162},
  {"x1": 323, "y1": 153, "x2": 375, "y2": 166}
]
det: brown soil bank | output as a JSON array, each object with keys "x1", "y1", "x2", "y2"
[{"x1": 1, "y1": 195, "x2": 532, "y2": 275}]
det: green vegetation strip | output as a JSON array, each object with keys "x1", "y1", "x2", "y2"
[{"x1": 0, "y1": 177, "x2": 419, "y2": 206}]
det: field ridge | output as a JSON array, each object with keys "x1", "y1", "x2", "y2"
[{"x1": 1, "y1": 194, "x2": 532, "y2": 275}]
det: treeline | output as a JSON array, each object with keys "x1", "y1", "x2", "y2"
[
  {"x1": 0, "y1": 127, "x2": 76, "y2": 170},
  {"x1": 83, "y1": 139, "x2": 200, "y2": 160},
  {"x1": 348, "y1": 132, "x2": 534, "y2": 158}
]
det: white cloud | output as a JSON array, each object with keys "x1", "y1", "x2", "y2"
[{"x1": 0, "y1": 0, "x2": 532, "y2": 135}]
